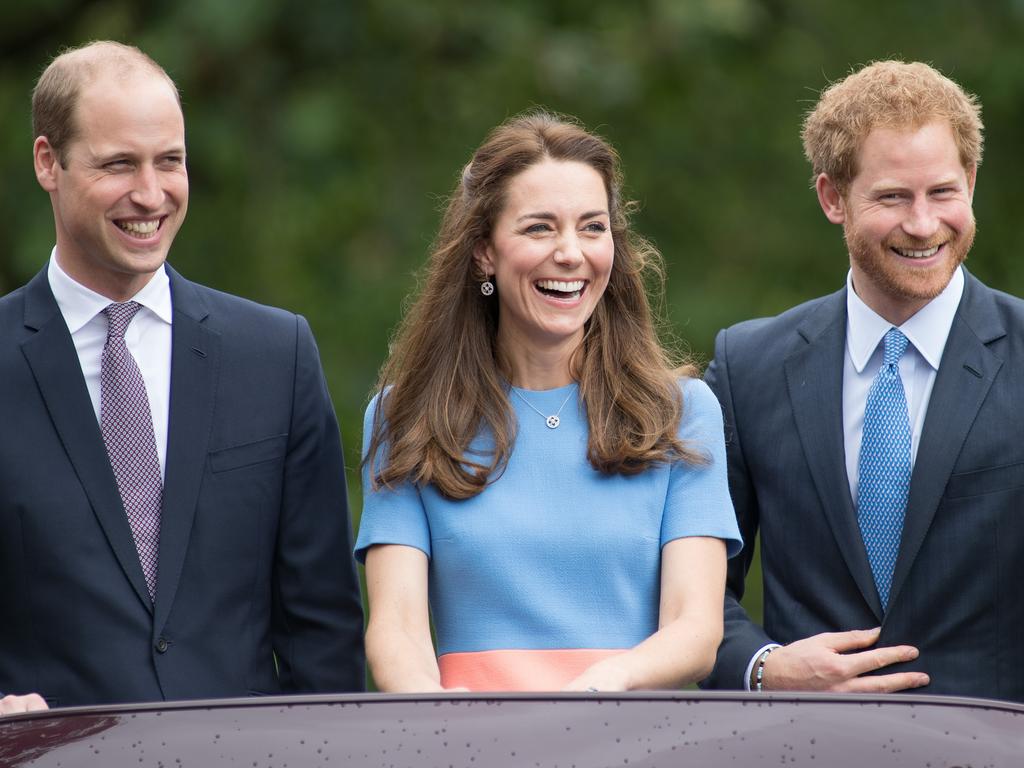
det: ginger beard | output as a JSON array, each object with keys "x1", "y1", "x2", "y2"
[{"x1": 843, "y1": 214, "x2": 975, "y2": 307}]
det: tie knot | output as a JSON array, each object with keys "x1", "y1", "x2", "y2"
[
  {"x1": 103, "y1": 302, "x2": 143, "y2": 339},
  {"x1": 882, "y1": 327, "x2": 909, "y2": 367}
]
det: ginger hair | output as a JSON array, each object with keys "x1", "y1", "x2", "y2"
[{"x1": 802, "y1": 60, "x2": 983, "y2": 192}]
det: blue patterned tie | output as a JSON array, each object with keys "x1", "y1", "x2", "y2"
[{"x1": 857, "y1": 328, "x2": 911, "y2": 611}]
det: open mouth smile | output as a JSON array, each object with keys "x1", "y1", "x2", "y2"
[
  {"x1": 114, "y1": 217, "x2": 166, "y2": 240},
  {"x1": 534, "y1": 279, "x2": 586, "y2": 300},
  {"x1": 890, "y1": 243, "x2": 943, "y2": 260}
]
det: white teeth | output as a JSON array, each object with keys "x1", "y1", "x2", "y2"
[
  {"x1": 894, "y1": 245, "x2": 939, "y2": 259},
  {"x1": 536, "y1": 279, "x2": 585, "y2": 292},
  {"x1": 118, "y1": 219, "x2": 160, "y2": 236}
]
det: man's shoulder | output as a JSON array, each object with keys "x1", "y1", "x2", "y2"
[
  {"x1": 0, "y1": 286, "x2": 28, "y2": 348},
  {"x1": 0, "y1": 282, "x2": 30, "y2": 314},
  {"x1": 718, "y1": 289, "x2": 844, "y2": 351},
  {"x1": 966, "y1": 271, "x2": 1024, "y2": 319},
  {"x1": 0, "y1": 270, "x2": 50, "y2": 338},
  {"x1": 169, "y1": 269, "x2": 301, "y2": 333}
]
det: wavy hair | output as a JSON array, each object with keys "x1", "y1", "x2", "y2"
[
  {"x1": 365, "y1": 111, "x2": 701, "y2": 499},
  {"x1": 802, "y1": 60, "x2": 983, "y2": 193}
]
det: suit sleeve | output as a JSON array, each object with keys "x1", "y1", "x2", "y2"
[
  {"x1": 700, "y1": 327, "x2": 775, "y2": 689},
  {"x1": 271, "y1": 315, "x2": 365, "y2": 692}
]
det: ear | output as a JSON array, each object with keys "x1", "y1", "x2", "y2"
[
  {"x1": 34, "y1": 136, "x2": 61, "y2": 192},
  {"x1": 964, "y1": 163, "x2": 978, "y2": 203},
  {"x1": 815, "y1": 173, "x2": 847, "y2": 224},
  {"x1": 473, "y1": 240, "x2": 495, "y2": 279}
]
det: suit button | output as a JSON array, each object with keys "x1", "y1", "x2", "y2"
[{"x1": 155, "y1": 638, "x2": 169, "y2": 653}]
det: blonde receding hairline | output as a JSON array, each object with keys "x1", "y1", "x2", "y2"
[
  {"x1": 47, "y1": 40, "x2": 178, "y2": 96},
  {"x1": 32, "y1": 40, "x2": 181, "y2": 164}
]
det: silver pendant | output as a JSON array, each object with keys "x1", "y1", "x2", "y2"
[{"x1": 546, "y1": 415, "x2": 560, "y2": 429}]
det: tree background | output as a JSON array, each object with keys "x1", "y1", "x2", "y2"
[{"x1": 3, "y1": 0, "x2": 1023, "y2": 642}]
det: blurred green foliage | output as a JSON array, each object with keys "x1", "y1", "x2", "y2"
[{"x1": 3, "y1": 0, "x2": 1024, "y2": 631}]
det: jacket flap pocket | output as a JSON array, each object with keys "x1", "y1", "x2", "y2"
[
  {"x1": 209, "y1": 434, "x2": 288, "y2": 473},
  {"x1": 945, "y1": 461, "x2": 1024, "y2": 499}
]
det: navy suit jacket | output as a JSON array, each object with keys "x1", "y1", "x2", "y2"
[
  {"x1": 702, "y1": 270, "x2": 1024, "y2": 702},
  {"x1": 0, "y1": 266, "x2": 364, "y2": 707}
]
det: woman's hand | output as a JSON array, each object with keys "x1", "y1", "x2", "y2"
[
  {"x1": 562, "y1": 657, "x2": 631, "y2": 692},
  {"x1": 563, "y1": 537, "x2": 727, "y2": 692}
]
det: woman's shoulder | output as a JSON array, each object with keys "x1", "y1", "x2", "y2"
[
  {"x1": 677, "y1": 375, "x2": 719, "y2": 413},
  {"x1": 673, "y1": 376, "x2": 725, "y2": 442},
  {"x1": 363, "y1": 387, "x2": 392, "y2": 425},
  {"x1": 361, "y1": 388, "x2": 394, "y2": 456}
]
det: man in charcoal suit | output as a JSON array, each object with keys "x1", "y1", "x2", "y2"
[
  {"x1": 702, "y1": 60, "x2": 1024, "y2": 702},
  {"x1": 0, "y1": 41, "x2": 364, "y2": 714}
]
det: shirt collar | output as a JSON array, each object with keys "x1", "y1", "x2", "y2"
[
  {"x1": 47, "y1": 248, "x2": 173, "y2": 333},
  {"x1": 846, "y1": 265, "x2": 964, "y2": 374}
]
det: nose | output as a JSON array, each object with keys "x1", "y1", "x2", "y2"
[
  {"x1": 553, "y1": 231, "x2": 584, "y2": 268},
  {"x1": 129, "y1": 164, "x2": 165, "y2": 210},
  {"x1": 902, "y1": 197, "x2": 940, "y2": 241}
]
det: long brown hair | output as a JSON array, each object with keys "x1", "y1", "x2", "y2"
[{"x1": 365, "y1": 111, "x2": 701, "y2": 499}]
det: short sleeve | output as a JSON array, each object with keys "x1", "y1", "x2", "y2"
[
  {"x1": 660, "y1": 378, "x2": 743, "y2": 558},
  {"x1": 353, "y1": 392, "x2": 432, "y2": 563}
]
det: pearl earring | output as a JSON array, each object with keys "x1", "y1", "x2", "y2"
[{"x1": 480, "y1": 280, "x2": 495, "y2": 296}]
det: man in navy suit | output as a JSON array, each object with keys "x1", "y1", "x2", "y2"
[
  {"x1": 702, "y1": 60, "x2": 1024, "y2": 702},
  {"x1": 0, "y1": 41, "x2": 363, "y2": 714}
]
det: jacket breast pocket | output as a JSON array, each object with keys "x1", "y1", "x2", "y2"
[
  {"x1": 209, "y1": 434, "x2": 288, "y2": 474},
  {"x1": 944, "y1": 461, "x2": 1024, "y2": 499}
]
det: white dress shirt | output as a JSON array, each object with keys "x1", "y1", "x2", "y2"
[
  {"x1": 47, "y1": 250, "x2": 174, "y2": 479},
  {"x1": 743, "y1": 266, "x2": 965, "y2": 690},
  {"x1": 843, "y1": 266, "x2": 964, "y2": 500}
]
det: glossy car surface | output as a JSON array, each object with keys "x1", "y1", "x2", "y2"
[{"x1": 1, "y1": 691, "x2": 1021, "y2": 767}]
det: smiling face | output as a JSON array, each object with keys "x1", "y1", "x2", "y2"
[
  {"x1": 475, "y1": 159, "x2": 614, "y2": 376},
  {"x1": 34, "y1": 68, "x2": 188, "y2": 300},
  {"x1": 817, "y1": 120, "x2": 976, "y2": 325}
]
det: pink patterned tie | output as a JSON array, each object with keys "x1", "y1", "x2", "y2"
[{"x1": 100, "y1": 302, "x2": 162, "y2": 601}]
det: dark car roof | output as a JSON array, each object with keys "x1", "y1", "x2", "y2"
[{"x1": 2, "y1": 691, "x2": 1022, "y2": 767}]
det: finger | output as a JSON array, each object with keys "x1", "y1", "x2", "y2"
[
  {"x1": 25, "y1": 694, "x2": 49, "y2": 712},
  {"x1": 823, "y1": 627, "x2": 882, "y2": 652},
  {"x1": 842, "y1": 645, "x2": 919, "y2": 676},
  {"x1": 835, "y1": 671, "x2": 930, "y2": 694},
  {"x1": 0, "y1": 694, "x2": 48, "y2": 714}
]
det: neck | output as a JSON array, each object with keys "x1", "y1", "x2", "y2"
[
  {"x1": 498, "y1": 327, "x2": 580, "y2": 391},
  {"x1": 850, "y1": 273, "x2": 928, "y2": 327},
  {"x1": 55, "y1": 250, "x2": 155, "y2": 302}
]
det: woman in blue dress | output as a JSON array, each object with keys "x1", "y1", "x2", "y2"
[{"x1": 357, "y1": 112, "x2": 742, "y2": 692}]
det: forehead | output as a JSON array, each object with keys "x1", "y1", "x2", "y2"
[
  {"x1": 72, "y1": 70, "x2": 184, "y2": 151},
  {"x1": 501, "y1": 159, "x2": 608, "y2": 210},
  {"x1": 854, "y1": 121, "x2": 965, "y2": 186}
]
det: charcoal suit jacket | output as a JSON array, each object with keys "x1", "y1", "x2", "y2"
[
  {"x1": 0, "y1": 265, "x2": 364, "y2": 707},
  {"x1": 702, "y1": 269, "x2": 1024, "y2": 702}
]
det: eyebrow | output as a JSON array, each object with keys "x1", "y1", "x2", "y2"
[
  {"x1": 515, "y1": 210, "x2": 608, "y2": 222},
  {"x1": 91, "y1": 144, "x2": 187, "y2": 162},
  {"x1": 871, "y1": 177, "x2": 962, "y2": 193}
]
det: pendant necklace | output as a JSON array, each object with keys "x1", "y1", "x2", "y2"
[{"x1": 512, "y1": 386, "x2": 576, "y2": 429}]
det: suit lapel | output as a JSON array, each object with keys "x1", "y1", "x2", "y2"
[
  {"x1": 154, "y1": 268, "x2": 219, "y2": 631},
  {"x1": 784, "y1": 289, "x2": 884, "y2": 620},
  {"x1": 887, "y1": 273, "x2": 1003, "y2": 611},
  {"x1": 20, "y1": 270, "x2": 154, "y2": 610}
]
